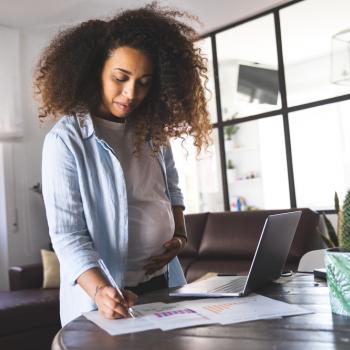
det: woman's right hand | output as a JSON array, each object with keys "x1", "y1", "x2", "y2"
[{"x1": 94, "y1": 286, "x2": 138, "y2": 319}]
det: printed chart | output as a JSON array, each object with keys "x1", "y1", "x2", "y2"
[
  {"x1": 154, "y1": 308, "x2": 196, "y2": 318},
  {"x1": 202, "y1": 302, "x2": 237, "y2": 314}
]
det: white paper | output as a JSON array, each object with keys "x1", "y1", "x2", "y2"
[
  {"x1": 176, "y1": 294, "x2": 312, "y2": 325},
  {"x1": 84, "y1": 311, "x2": 157, "y2": 335},
  {"x1": 83, "y1": 302, "x2": 184, "y2": 335},
  {"x1": 83, "y1": 295, "x2": 312, "y2": 335}
]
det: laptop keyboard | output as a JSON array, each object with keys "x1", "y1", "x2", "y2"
[{"x1": 209, "y1": 276, "x2": 247, "y2": 293}]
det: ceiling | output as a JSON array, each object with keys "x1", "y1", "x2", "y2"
[
  {"x1": 1, "y1": 0, "x2": 347, "y2": 66},
  {"x1": 0, "y1": 0, "x2": 290, "y2": 33}
]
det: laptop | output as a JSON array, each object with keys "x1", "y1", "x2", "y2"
[{"x1": 170, "y1": 211, "x2": 302, "y2": 297}]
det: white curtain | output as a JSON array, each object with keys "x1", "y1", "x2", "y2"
[{"x1": 0, "y1": 26, "x2": 22, "y2": 141}]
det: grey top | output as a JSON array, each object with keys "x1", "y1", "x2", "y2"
[{"x1": 94, "y1": 117, "x2": 174, "y2": 286}]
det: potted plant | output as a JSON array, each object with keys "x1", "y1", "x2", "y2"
[
  {"x1": 224, "y1": 124, "x2": 239, "y2": 150},
  {"x1": 319, "y1": 192, "x2": 340, "y2": 248},
  {"x1": 325, "y1": 190, "x2": 350, "y2": 316},
  {"x1": 226, "y1": 159, "x2": 236, "y2": 183}
]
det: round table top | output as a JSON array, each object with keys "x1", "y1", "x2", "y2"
[{"x1": 52, "y1": 275, "x2": 350, "y2": 350}]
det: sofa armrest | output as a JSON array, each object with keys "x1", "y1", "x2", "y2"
[{"x1": 9, "y1": 264, "x2": 43, "y2": 291}]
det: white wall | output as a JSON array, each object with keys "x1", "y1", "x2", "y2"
[
  {"x1": 8, "y1": 29, "x2": 54, "y2": 263},
  {"x1": 0, "y1": 144, "x2": 9, "y2": 290},
  {"x1": 0, "y1": 27, "x2": 22, "y2": 139},
  {"x1": 0, "y1": 28, "x2": 54, "y2": 290},
  {"x1": 0, "y1": 26, "x2": 23, "y2": 290}
]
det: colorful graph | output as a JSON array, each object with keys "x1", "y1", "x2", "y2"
[
  {"x1": 154, "y1": 308, "x2": 196, "y2": 318},
  {"x1": 202, "y1": 302, "x2": 236, "y2": 314}
]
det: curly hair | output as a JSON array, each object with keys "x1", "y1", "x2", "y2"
[{"x1": 34, "y1": 2, "x2": 211, "y2": 153}]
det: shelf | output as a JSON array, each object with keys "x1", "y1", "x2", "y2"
[
  {"x1": 226, "y1": 146, "x2": 257, "y2": 153},
  {"x1": 229, "y1": 177, "x2": 261, "y2": 183}
]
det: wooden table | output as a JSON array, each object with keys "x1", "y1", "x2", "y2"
[{"x1": 52, "y1": 275, "x2": 350, "y2": 350}]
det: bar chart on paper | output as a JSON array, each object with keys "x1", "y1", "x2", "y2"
[
  {"x1": 147, "y1": 307, "x2": 214, "y2": 330},
  {"x1": 154, "y1": 309, "x2": 196, "y2": 318},
  {"x1": 202, "y1": 302, "x2": 237, "y2": 314},
  {"x1": 188, "y1": 295, "x2": 312, "y2": 325}
]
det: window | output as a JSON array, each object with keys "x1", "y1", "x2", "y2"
[
  {"x1": 172, "y1": 0, "x2": 350, "y2": 214},
  {"x1": 289, "y1": 101, "x2": 350, "y2": 209},
  {"x1": 171, "y1": 128, "x2": 224, "y2": 213},
  {"x1": 216, "y1": 14, "x2": 281, "y2": 120},
  {"x1": 280, "y1": 0, "x2": 350, "y2": 106},
  {"x1": 225, "y1": 117, "x2": 290, "y2": 211}
]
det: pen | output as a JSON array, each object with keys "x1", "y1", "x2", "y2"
[{"x1": 98, "y1": 259, "x2": 136, "y2": 318}]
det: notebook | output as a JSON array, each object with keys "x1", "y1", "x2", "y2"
[{"x1": 170, "y1": 211, "x2": 302, "y2": 297}]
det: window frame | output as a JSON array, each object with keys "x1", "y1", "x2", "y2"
[{"x1": 199, "y1": 0, "x2": 350, "y2": 214}]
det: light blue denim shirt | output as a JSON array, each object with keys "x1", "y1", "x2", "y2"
[{"x1": 42, "y1": 115, "x2": 186, "y2": 326}]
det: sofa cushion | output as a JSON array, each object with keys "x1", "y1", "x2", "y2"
[
  {"x1": 198, "y1": 211, "x2": 268, "y2": 259},
  {"x1": 0, "y1": 289, "x2": 60, "y2": 337},
  {"x1": 178, "y1": 257, "x2": 197, "y2": 278},
  {"x1": 197, "y1": 209, "x2": 321, "y2": 262},
  {"x1": 180, "y1": 212, "x2": 209, "y2": 257},
  {"x1": 9, "y1": 264, "x2": 43, "y2": 290},
  {"x1": 41, "y1": 249, "x2": 60, "y2": 288}
]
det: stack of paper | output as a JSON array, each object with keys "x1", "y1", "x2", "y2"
[{"x1": 84, "y1": 294, "x2": 312, "y2": 336}]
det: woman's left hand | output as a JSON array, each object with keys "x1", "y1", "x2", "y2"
[{"x1": 143, "y1": 236, "x2": 186, "y2": 275}]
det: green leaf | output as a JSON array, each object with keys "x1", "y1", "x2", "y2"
[
  {"x1": 322, "y1": 213, "x2": 339, "y2": 247},
  {"x1": 334, "y1": 192, "x2": 339, "y2": 213},
  {"x1": 341, "y1": 190, "x2": 350, "y2": 250},
  {"x1": 321, "y1": 233, "x2": 335, "y2": 248}
]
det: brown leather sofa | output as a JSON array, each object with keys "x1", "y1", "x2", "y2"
[
  {"x1": 179, "y1": 208, "x2": 323, "y2": 282},
  {"x1": 0, "y1": 208, "x2": 322, "y2": 350},
  {"x1": 0, "y1": 264, "x2": 59, "y2": 350}
]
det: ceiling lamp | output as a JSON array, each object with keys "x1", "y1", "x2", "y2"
[{"x1": 331, "y1": 29, "x2": 350, "y2": 85}]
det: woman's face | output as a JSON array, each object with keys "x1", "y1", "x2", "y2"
[{"x1": 100, "y1": 46, "x2": 153, "y2": 118}]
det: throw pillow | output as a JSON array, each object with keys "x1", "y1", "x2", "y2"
[{"x1": 41, "y1": 249, "x2": 60, "y2": 288}]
